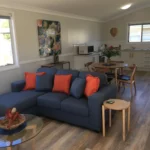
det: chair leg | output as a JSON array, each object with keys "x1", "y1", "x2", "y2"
[
  {"x1": 122, "y1": 83, "x2": 125, "y2": 93},
  {"x1": 134, "y1": 82, "x2": 136, "y2": 94},
  {"x1": 118, "y1": 82, "x2": 121, "y2": 92},
  {"x1": 130, "y1": 83, "x2": 133, "y2": 97}
]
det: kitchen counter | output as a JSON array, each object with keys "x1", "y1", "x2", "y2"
[
  {"x1": 122, "y1": 49, "x2": 150, "y2": 52},
  {"x1": 74, "y1": 52, "x2": 101, "y2": 57}
]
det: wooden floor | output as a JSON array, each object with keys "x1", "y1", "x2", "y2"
[{"x1": 5, "y1": 71, "x2": 150, "y2": 150}]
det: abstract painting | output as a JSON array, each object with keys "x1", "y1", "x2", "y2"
[{"x1": 37, "y1": 20, "x2": 61, "y2": 57}]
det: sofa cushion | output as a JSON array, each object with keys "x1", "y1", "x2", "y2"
[
  {"x1": 36, "y1": 74, "x2": 54, "y2": 92},
  {"x1": 37, "y1": 67, "x2": 57, "y2": 76},
  {"x1": 37, "y1": 92, "x2": 68, "y2": 109},
  {"x1": 84, "y1": 75, "x2": 100, "y2": 97},
  {"x1": 61, "y1": 97, "x2": 88, "y2": 117},
  {"x1": 52, "y1": 74, "x2": 72, "y2": 94},
  {"x1": 56, "y1": 69, "x2": 79, "y2": 82},
  {"x1": 23, "y1": 72, "x2": 45, "y2": 90},
  {"x1": 0, "y1": 91, "x2": 44, "y2": 116},
  {"x1": 79, "y1": 71, "x2": 107, "y2": 87},
  {"x1": 70, "y1": 78, "x2": 86, "y2": 98}
]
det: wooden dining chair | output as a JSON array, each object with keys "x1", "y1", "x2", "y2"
[
  {"x1": 85, "y1": 62, "x2": 109, "y2": 73},
  {"x1": 85, "y1": 62, "x2": 93, "y2": 71},
  {"x1": 85, "y1": 62, "x2": 113, "y2": 83},
  {"x1": 115, "y1": 64, "x2": 137, "y2": 97},
  {"x1": 110, "y1": 60, "x2": 124, "y2": 74}
]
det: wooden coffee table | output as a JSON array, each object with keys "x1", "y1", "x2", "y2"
[{"x1": 102, "y1": 99, "x2": 131, "y2": 141}]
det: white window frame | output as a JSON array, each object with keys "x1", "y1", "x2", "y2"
[
  {"x1": 128, "y1": 23, "x2": 150, "y2": 43},
  {"x1": 0, "y1": 10, "x2": 19, "y2": 72}
]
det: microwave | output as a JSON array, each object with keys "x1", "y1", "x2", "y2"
[{"x1": 78, "y1": 46, "x2": 94, "y2": 55}]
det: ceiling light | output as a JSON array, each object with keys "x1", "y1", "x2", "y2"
[{"x1": 121, "y1": 3, "x2": 132, "y2": 10}]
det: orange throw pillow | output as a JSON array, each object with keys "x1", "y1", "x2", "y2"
[
  {"x1": 52, "y1": 74, "x2": 72, "y2": 94},
  {"x1": 84, "y1": 75, "x2": 100, "y2": 97},
  {"x1": 23, "y1": 72, "x2": 45, "y2": 90}
]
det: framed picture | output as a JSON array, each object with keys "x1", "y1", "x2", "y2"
[{"x1": 37, "y1": 20, "x2": 61, "y2": 57}]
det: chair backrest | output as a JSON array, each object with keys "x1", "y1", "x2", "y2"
[
  {"x1": 86, "y1": 62, "x2": 109, "y2": 73},
  {"x1": 130, "y1": 64, "x2": 137, "y2": 81},
  {"x1": 85, "y1": 62, "x2": 93, "y2": 71},
  {"x1": 115, "y1": 64, "x2": 137, "y2": 85}
]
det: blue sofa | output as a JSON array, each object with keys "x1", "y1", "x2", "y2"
[{"x1": 0, "y1": 68, "x2": 117, "y2": 131}]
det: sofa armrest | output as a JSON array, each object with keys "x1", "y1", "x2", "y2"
[
  {"x1": 88, "y1": 84, "x2": 117, "y2": 130},
  {"x1": 11, "y1": 80, "x2": 25, "y2": 92}
]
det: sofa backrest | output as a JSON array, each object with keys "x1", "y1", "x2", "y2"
[
  {"x1": 37, "y1": 67, "x2": 57, "y2": 75},
  {"x1": 37, "y1": 67, "x2": 107, "y2": 87},
  {"x1": 56, "y1": 69, "x2": 79, "y2": 82}
]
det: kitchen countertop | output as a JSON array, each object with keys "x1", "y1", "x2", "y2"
[
  {"x1": 74, "y1": 52, "x2": 101, "y2": 57},
  {"x1": 122, "y1": 49, "x2": 150, "y2": 52}
]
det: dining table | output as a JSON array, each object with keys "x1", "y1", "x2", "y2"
[{"x1": 91, "y1": 62, "x2": 128, "y2": 74}]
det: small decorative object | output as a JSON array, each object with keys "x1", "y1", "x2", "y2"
[
  {"x1": 110, "y1": 27, "x2": 118, "y2": 37},
  {"x1": 53, "y1": 52, "x2": 59, "y2": 63},
  {"x1": 102, "y1": 44, "x2": 121, "y2": 64},
  {"x1": 0, "y1": 108, "x2": 25, "y2": 130},
  {"x1": 106, "y1": 99, "x2": 115, "y2": 104},
  {"x1": 37, "y1": 20, "x2": 61, "y2": 57}
]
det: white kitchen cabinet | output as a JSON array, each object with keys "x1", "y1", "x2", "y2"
[
  {"x1": 73, "y1": 55, "x2": 99, "y2": 70},
  {"x1": 131, "y1": 52, "x2": 144, "y2": 67},
  {"x1": 112, "y1": 51, "x2": 133, "y2": 65},
  {"x1": 111, "y1": 50, "x2": 150, "y2": 71}
]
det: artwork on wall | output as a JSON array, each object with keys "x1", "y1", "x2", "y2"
[
  {"x1": 37, "y1": 20, "x2": 61, "y2": 57},
  {"x1": 110, "y1": 27, "x2": 118, "y2": 37}
]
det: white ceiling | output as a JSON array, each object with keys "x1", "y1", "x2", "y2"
[{"x1": 1, "y1": 0, "x2": 150, "y2": 21}]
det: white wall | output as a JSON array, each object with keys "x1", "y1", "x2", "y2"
[
  {"x1": 0, "y1": 7, "x2": 102, "y2": 93},
  {"x1": 102, "y1": 7, "x2": 150, "y2": 50}
]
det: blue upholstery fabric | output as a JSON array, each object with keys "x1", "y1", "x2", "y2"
[
  {"x1": 118, "y1": 75, "x2": 130, "y2": 81},
  {"x1": 61, "y1": 96, "x2": 88, "y2": 117},
  {"x1": 37, "y1": 92, "x2": 68, "y2": 109},
  {"x1": 0, "y1": 91, "x2": 44, "y2": 116},
  {"x1": 36, "y1": 74, "x2": 53, "y2": 92},
  {"x1": 88, "y1": 84, "x2": 117, "y2": 129},
  {"x1": 38, "y1": 107, "x2": 95, "y2": 130},
  {"x1": 7, "y1": 68, "x2": 118, "y2": 131},
  {"x1": 79, "y1": 71, "x2": 108, "y2": 87},
  {"x1": 11, "y1": 80, "x2": 25, "y2": 92},
  {"x1": 37, "y1": 67, "x2": 57, "y2": 75},
  {"x1": 56, "y1": 69, "x2": 79, "y2": 82},
  {"x1": 70, "y1": 78, "x2": 86, "y2": 98},
  {"x1": 22, "y1": 106, "x2": 37, "y2": 115}
]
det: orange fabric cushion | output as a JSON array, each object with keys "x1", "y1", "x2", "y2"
[
  {"x1": 52, "y1": 74, "x2": 72, "y2": 94},
  {"x1": 23, "y1": 72, "x2": 45, "y2": 90},
  {"x1": 84, "y1": 75, "x2": 100, "y2": 97}
]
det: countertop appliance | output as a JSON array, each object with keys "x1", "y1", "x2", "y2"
[{"x1": 78, "y1": 46, "x2": 94, "y2": 55}]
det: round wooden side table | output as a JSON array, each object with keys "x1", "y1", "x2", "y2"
[{"x1": 102, "y1": 99, "x2": 131, "y2": 141}]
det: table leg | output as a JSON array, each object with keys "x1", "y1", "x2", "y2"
[
  {"x1": 128, "y1": 106, "x2": 130, "y2": 132},
  {"x1": 109, "y1": 109, "x2": 112, "y2": 127},
  {"x1": 102, "y1": 105, "x2": 105, "y2": 137},
  {"x1": 32, "y1": 139, "x2": 36, "y2": 150},
  {"x1": 122, "y1": 109, "x2": 126, "y2": 141},
  {"x1": 7, "y1": 147, "x2": 12, "y2": 150},
  {"x1": 17, "y1": 145, "x2": 21, "y2": 150}
]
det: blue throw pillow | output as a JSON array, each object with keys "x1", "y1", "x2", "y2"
[
  {"x1": 70, "y1": 78, "x2": 86, "y2": 99},
  {"x1": 36, "y1": 74, "x2": 53, "y2": 92}
]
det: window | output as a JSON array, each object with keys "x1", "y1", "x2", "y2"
[
  {"x1": 0, "y1": 14, "x2": 17, "y2": 68},
  {"x1": 128, "y1": 24, "x2": 150, "y2": 42}
]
